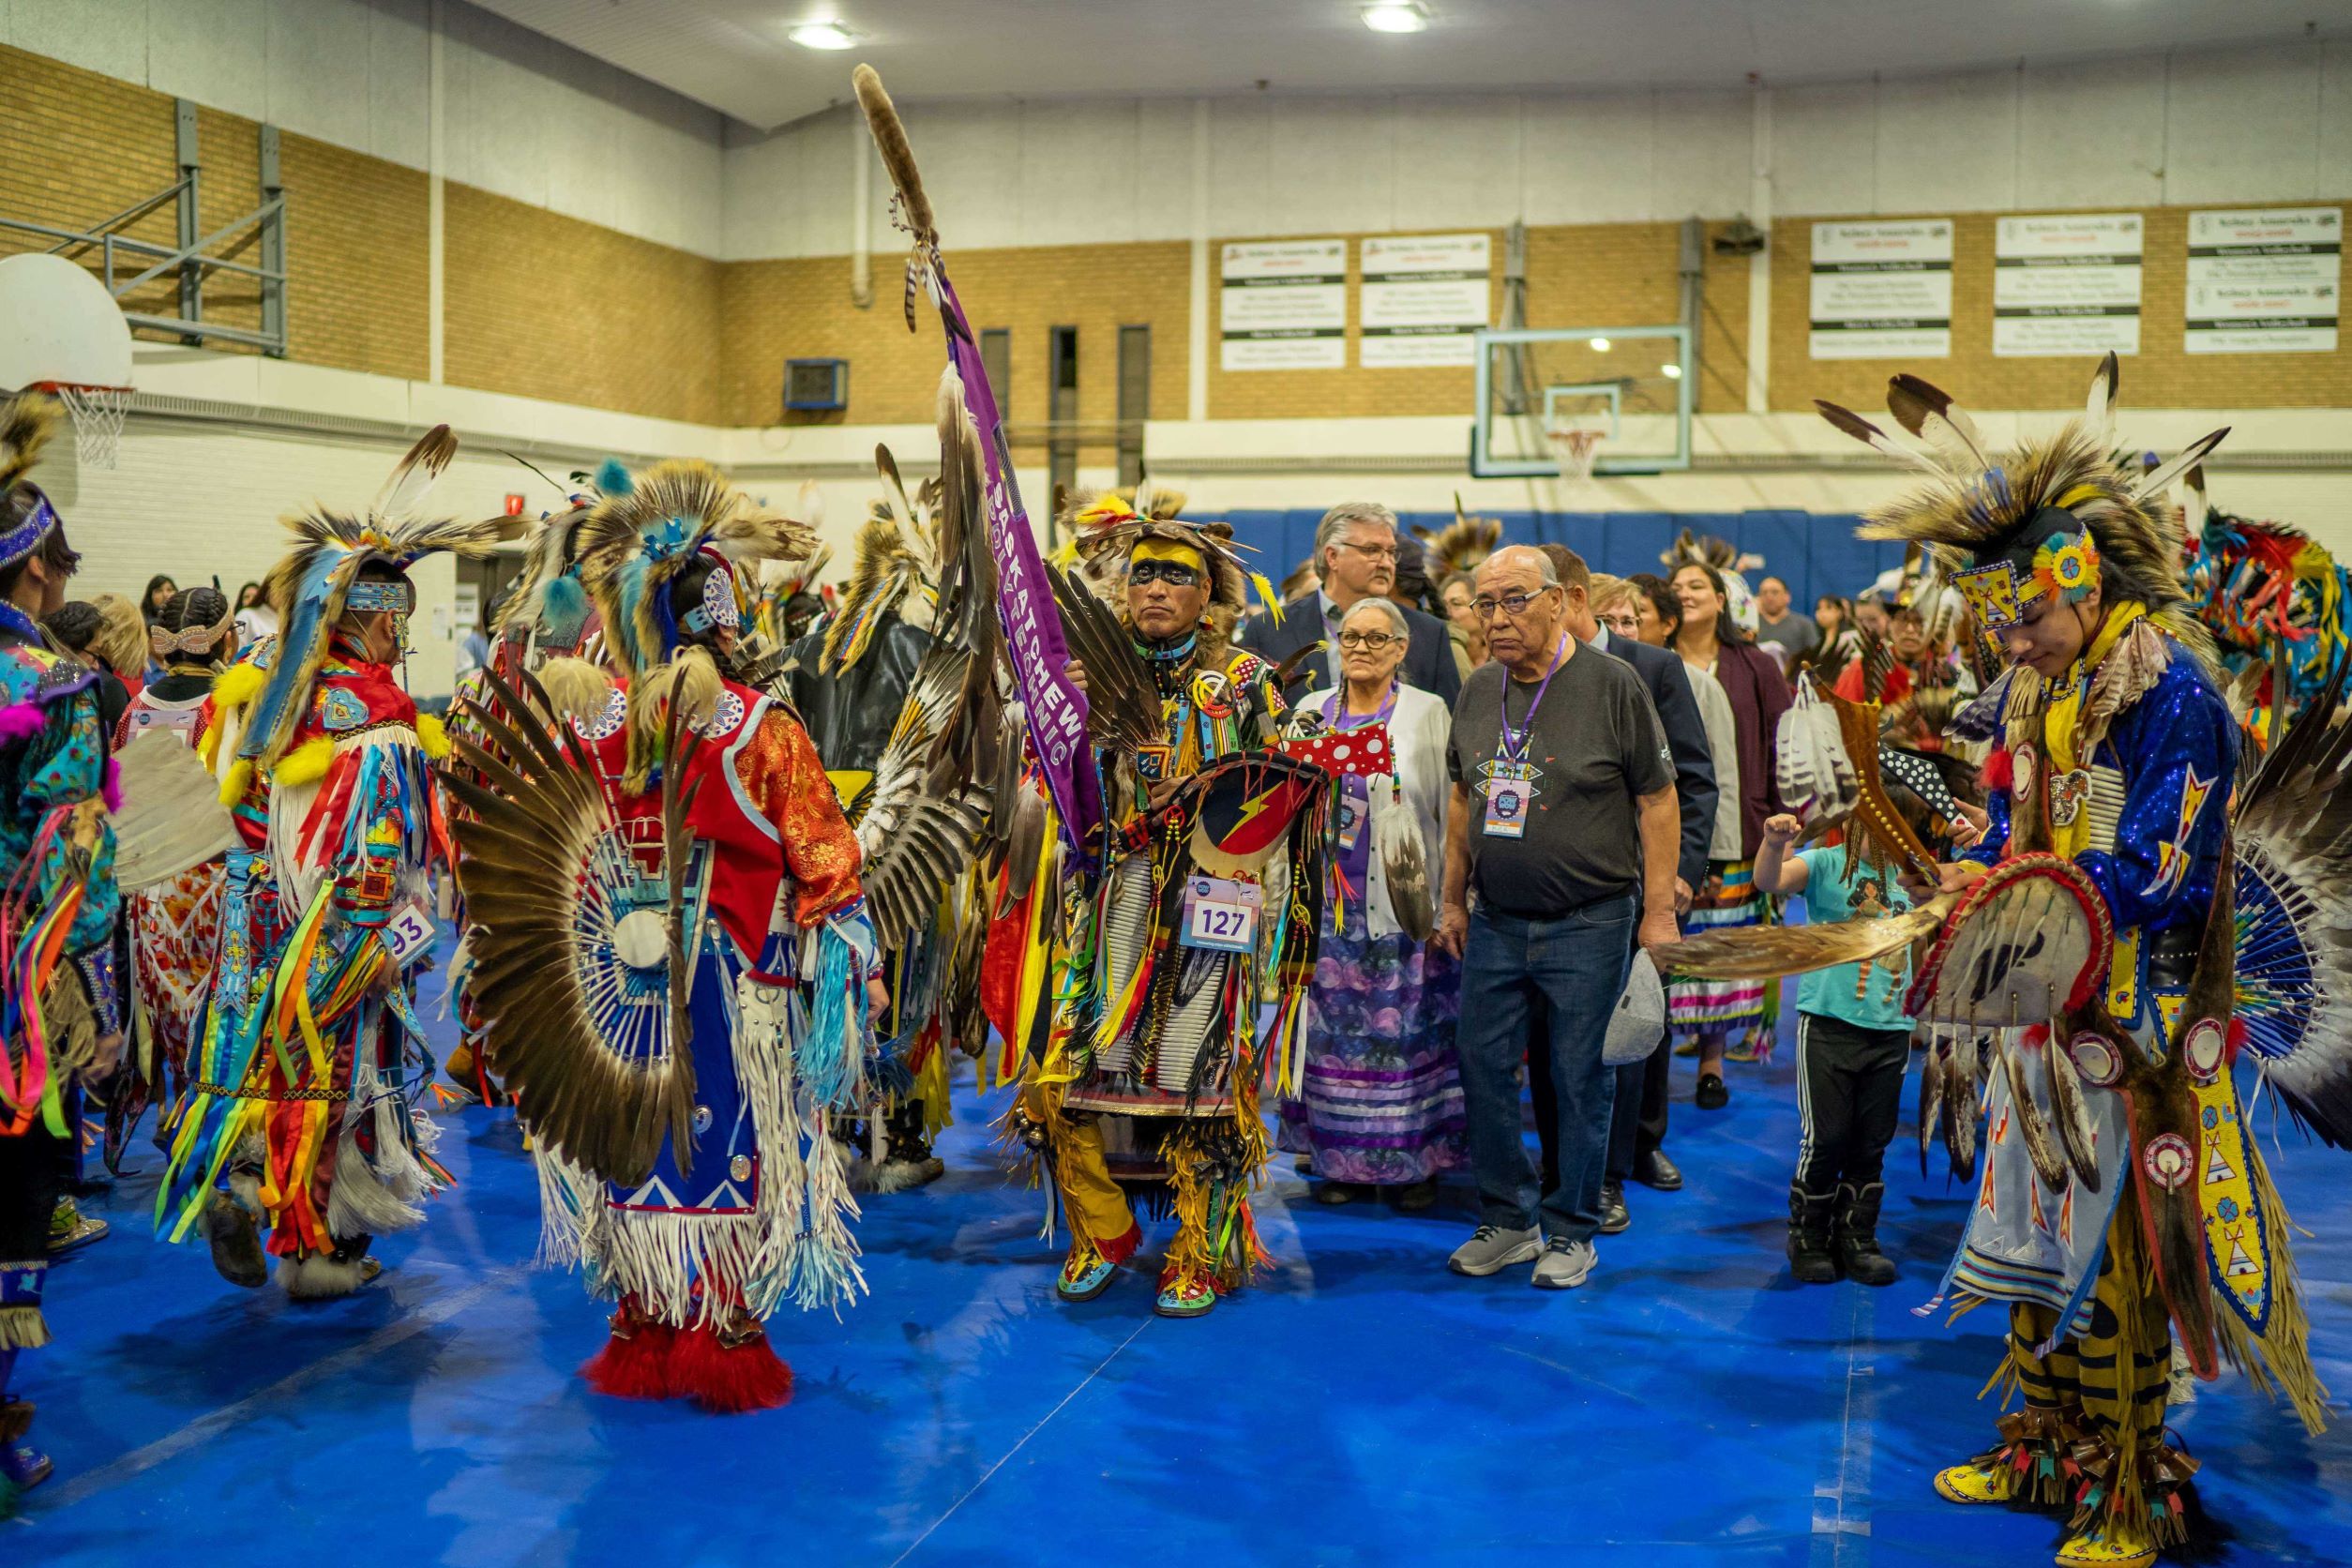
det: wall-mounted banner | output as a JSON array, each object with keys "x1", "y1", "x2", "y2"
[
  {"x1": 1359, "y1": 233, "x2": 1491, "y2": 368},
  {"x1": 1993, "y1": 213, "x2": 2144, "y2": 357},
  {"x1": 2185, "y1": 206, "x2": 2342, "y2": 354},
  {"x1": 1809, "y1": 219, "x2": 1953, "y2": 359},
  {"x1": 1220, "y1": 239, "x2": 1348, "y2": 370}
]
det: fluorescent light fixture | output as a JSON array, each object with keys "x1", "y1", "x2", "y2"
[
  {"x1": 1588, "y1": 336, "x2": 1611, "y2": 352},
  {"x1": 1361, "y1": 4, "x2": 1428, "y2": 34},
  {"x1": 790, "y1": 21, "x2": 858, "y2": 49},
  {"x1": 1660, "y1": 362, "x2": 1682, "y2": 378}
]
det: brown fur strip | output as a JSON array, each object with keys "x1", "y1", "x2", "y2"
[{"x1": 853, "y1": 66, "x2": 934, "y2": 241}]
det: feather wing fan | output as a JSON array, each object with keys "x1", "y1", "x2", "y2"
[
  {"x1": 854, "y1": 640, "x2": 994, "y2": 952},
  {"x1": 445, "y1": 667, "x2": 701, "y2": 1188},
  {"x1": 2229, "y1": 660, "x2": 2352, "y2": 1145},
  {"x1": 1046, "y1": 559, "x2": 1162, "y2": 753},
  {"x1": 1663, "y1": 897, "x2": 1951, "y2": 983}
]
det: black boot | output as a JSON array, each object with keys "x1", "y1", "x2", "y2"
[
  {"x1": 1835, "y1": 1182, "x2": 1898, "y2": 1287},
  {"x1": 1787, "y1": 1185, "x2": 1840, "y2": 1284}
]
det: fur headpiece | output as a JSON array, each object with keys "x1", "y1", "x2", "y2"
[
  {"x1": 0, "y1": 393, "x2": 62, "y2": 570},
  {"x1": 821, "y1": 445, "x2": 942, "y2": 672},
  {"x1": 578, "y1": 458, "x2": 817, "y2": 791},
  {"x1": 240, "y1": 427, "x2": 518, "y2": 766},
  {"x1": 1064, "y1": 482, "x2": 1264, "y2": 641},
  {"x1": 1820, "y1": 354, "x2": 2223, "y2": 667}
]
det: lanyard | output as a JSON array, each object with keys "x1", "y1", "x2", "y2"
[
  {"x1": 1498, "y1": 636, "x2": 1569, "y2": 762},
  {"x1": 1321, "y1": 680, "x2": 1397, "y2": 733}
]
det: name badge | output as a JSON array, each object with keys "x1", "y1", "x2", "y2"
[
  {"x1": 1482, "y1": 760, "x2": 1538, "y2": 839},
  {"x1": 1336, "y1": 796, "x2": 1364, "y2": 852},
  {"x1": 381, "y1": 898, "x2": 436, "y2": 969},
  {"x1": 1180, "y1": 876, "x2": 1262, "y2": 954}
]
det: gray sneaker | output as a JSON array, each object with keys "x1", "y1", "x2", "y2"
[
  {"x1": 1531, "y1": 1237, "x2": 1597, "y2": 1289},
  {"x1": 1447, "y1": 1224, "x2": 1541, "y2": 1276}
]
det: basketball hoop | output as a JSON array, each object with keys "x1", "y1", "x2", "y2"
[
  {"x1": 0, "y1": 253, "x2": 136, "y2": 471},
  {"x1": 36, "y1": 383, "x2": 130, "y2": 470},
  {"x1": 1545, "y1": 425, "x2": 1606, "y2": 484}
]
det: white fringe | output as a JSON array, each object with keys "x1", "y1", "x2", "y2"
[
  {"x1": 280, "y1": 1251, "x2": 367, "y2": 1300},
  {"x1": 567, "y1": 966, "x2": 867, "y2": 1328},
  {"x1": 324, "y1": 1029, "x2": 442, "y2": 1241}
]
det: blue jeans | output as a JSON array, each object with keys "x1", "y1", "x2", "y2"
[{"x1": 1456, "y1": 895, "x2": 1636, "y2": 1243}]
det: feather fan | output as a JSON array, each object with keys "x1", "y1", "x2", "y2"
[{"x1": 445, "y1": 666, "x2": 701, "y2": 1188}]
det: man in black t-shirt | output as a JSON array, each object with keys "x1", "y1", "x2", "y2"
[{"x1": 1431, "y1": 547, "x2": 1681, "y2": 1290}]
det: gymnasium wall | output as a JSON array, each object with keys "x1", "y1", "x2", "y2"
[{"x1": 6, "y1": 12, "x2": 2351, "y2": 687}]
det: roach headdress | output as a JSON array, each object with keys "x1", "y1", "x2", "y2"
[
  {"x1": 1064, "y1": 482, "x2": 1266, "y2": 642},
  {"x1": 821, "y1": 444, "x2": 942, "y2": 673},
  {"x1": 0, "y1": 392, "x2": 62, "y2": 570},
  {"x1": 241, "y1": 427, "x2": 516, "y2": 767},
  {"x1": 1821, "y1": 354, "x2": 2224, "y2": 662},
  {"x1": 578, "y1": 457, "x2": 816, "y2": 788},
  {"x1": 495, "y1": 499, "x2": 597, "y2": 654}
]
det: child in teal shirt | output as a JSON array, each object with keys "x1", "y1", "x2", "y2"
[{"x1": 1752, "y1": 810, "x2": 1919, "y2": 1287}]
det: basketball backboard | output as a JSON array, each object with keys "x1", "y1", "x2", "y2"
[{"x1": 1470, "y1": 324, "x2": 1691, "y2": 478}]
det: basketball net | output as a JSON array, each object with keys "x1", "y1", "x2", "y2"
[
  {"x1": 1545, "y1": 425, "x2": 1605, "y2": 485},
  {"x1": 37, "y1": 382, "x2": 129, "y2": 470}
]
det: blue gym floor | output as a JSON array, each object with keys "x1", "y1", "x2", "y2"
[{"x1": 15, "y1": 1007, "x2": 2352, "y2": 1566}]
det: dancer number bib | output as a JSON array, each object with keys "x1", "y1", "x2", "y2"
[{"x1": 1181, "y1": 876, "x2": 1261, "y2": 954}]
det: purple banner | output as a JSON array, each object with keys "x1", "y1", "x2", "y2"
[{"x1": 932, "y1": 271, "x2": 1103, "y2": 862}]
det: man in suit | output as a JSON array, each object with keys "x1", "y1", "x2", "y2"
[
  {"x1": 1530, "y1": 546, "x2": 1717, "y2": 1232},
  {"x1": 1237, "y1": 501, "x2": 1462, "y2": 710}
]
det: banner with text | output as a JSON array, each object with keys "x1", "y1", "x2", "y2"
[
  {"x1": 1359, "y1": 233, "x2": 1491, "y2": 368},
  {"x1": 2185, "y1": 206, "x2": 2341, "y2": 354},
  {"x1": 1221, "y1": 239, "x2": 1348, "y2": 370},
  {"x1": 1994, "y1": 213, "x2": 2143, "y2": 357},
  {"x1": 1810, "y1": 219, "x2": 1953, "y2": 359}
]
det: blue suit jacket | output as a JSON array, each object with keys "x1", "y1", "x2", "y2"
[
  {"x1": 1595, "y1": 627, "x2": 1719, "y2": 891},
  {"x1": 1235, "y1": 592, "x2": 1463, "y2": 711}
]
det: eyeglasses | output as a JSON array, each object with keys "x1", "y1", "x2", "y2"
[
  {"x1": 1336, "y1": 630, "x2": 1398, "y2": 650},
  {"x1": 1334, "y1": 540, "x2": 1399, "y2": 563},
  {"x1": 1470, "y1": 586, "x2": 1560, "y2": 620},
  {"x1": 1128, "y1": 560, "x2": 1202, "y2": 588}
]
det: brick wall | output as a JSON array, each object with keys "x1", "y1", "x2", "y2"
[
  {"x1": 445, "y1": 183, "x2": 723, "y2": 425},
  {"x1": 1772, "y1": 206, "x2": 2352, "y2": 414},
  {"x1": 720, "y1": 241, "x2": 1191, "y2": 458},
  {"x1": 6, "y1": 38, "x2": 2344, "y2": 433}
]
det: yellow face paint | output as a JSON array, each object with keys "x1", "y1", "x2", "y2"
[{"x1": 1130, "y1": 538, "x2": 1207, "y2": 575}]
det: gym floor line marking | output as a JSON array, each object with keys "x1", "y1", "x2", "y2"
[
  {"x1": 36, "y1": 1265, "x2": 531, "y2": 1514},
  {"x1": 1810, "y1": 1283, "x2": 1879, "y2": 1566},
  {"x1": 887, "y1": 1317, "x2": 1153, "y2": 1568}
]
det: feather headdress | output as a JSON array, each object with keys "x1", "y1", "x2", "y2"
[
  {"x1": 578, "y1": 457, "x2": 816, "y2": 789},
  {"x1": 1416, "y1": 501, "x2": 1501, "y2": 578},
  {"x1": 240, "y1": 427, "x2": 518, "y2": 767},
  {"x1": 495, "y1": 501, "x2": 596, "y2": 652},
  {"x1": 1064, "y1": 483, "x2": 1265, "y2": 643},
  {"x1": 0, "y1": 392, "x2": 63, "y2": 569},
  {"x1": 1822, "y1": 354, "x2": 2224, "y2": 670},
  {"x1": 822, "y1": 444, "x2": 942, "y2": 673}
]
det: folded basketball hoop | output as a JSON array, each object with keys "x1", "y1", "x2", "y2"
[
  {"x1": 1545, "y1": 424, "x2": 1606, "y2": 484},
  {"x1": 0, "y1": 253, "x2": 135, "y2": 470}
]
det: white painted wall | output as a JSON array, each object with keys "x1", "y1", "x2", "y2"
[
  {"x1": 1, "y1": 0, "x2": 725, "y2": 256},
  {"x1": 724, "y1": 41, "x2": 2352, "y2": 259},
  {"x1": 32, "y1": 340, "x2": 2345, "y2": 701}
]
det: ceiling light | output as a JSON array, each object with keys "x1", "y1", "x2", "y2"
[
  {"x1": 790, "y1": 21, "x2": 858, "y2": 49},
  {"x1": 1361, "y1": 4, "x2": 1428, "y2": 34},
  {"x1": 1588, "y1": 337, "x2": 1610, "y2": 352},
  {"x1": 1660, "y1": 363, "x2": 1682, "y2": 378}
]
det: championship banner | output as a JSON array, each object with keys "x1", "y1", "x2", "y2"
[{"x1": 855, "y1": 66, "x2": 1103, "y2": 861}]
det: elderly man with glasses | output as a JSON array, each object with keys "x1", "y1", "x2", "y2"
[
  {"x1": 1238, "y1": 501, "x2": 1461, "y2": 709},
  {"x1": 1429, "y1": 547, "x2": 1681, "y2": 1289}
]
